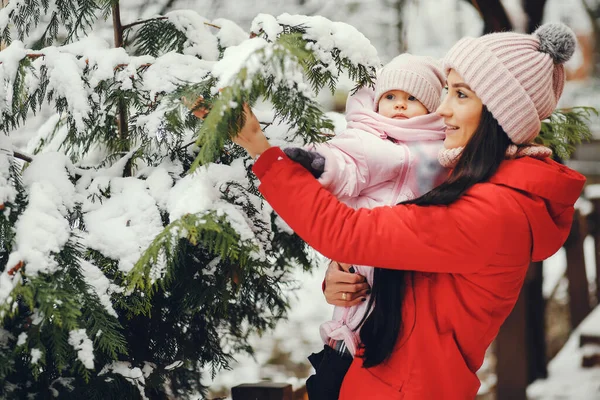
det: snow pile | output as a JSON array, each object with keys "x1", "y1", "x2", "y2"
[
  {"x1": 0, "y1": 133, "x2": 17, "y2": 205},
  {"x1": 100, "y1": 361, "x2": 148, "y2": 400},
  {"x1": 277, "y1": 13, "x2": 379, "y2": 69},
  {"x1": 79, "y1": 259, "x2": 120, "y2": 318},
  {"x1": 214, "y1": 12, "x2": 379, "y2": 94},
  {"x1": 142, "y1": 52, "x2": 213, "y2": 96},
  {"x1": 0, "y1": 41, "x2": 29, "y2": 113},
  {"x1": 167, "y1": 11, "x2": 220, "y2": 60},
  {"x1": 82, "y1": 175, "x2": 165, "y2": 274},
  {"x1": 212, "y1": 18, "x2": 249, "y2": 48},
  {"x1": 16, "y1": 332, "x2": 27, "y2": 346},
  {"x1": 211, "y1": 37, "x2": 269, "y2": 90},
  {"x1": 30, "y1": 348, "x2": 42, "y2": 365},
  {"x1": 167, "y1": 158, "x2": 271, "y2": 261},
  {"x1": 68, "y1": 329, "x2": 95, "y2": 369},
  {"x1": 1, "y1": 153, "x2": 77, "y2": 307}
]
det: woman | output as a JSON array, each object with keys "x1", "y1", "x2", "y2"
[{"x1": 233, "y1": 23, "x2": 586, "y2": 399}]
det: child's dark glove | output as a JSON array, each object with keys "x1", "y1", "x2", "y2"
[{"x1": 283, "y1": 147, "x2": 325, "y2": 178}]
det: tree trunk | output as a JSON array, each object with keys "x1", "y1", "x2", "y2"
[
  {"x1": 523, "y1": 0, "x2": 548, "y2": 33},
  {"x1": 581, "y1": 0, "x2": 600, "y2": 78},
  {"x1": 394, "y1": 0, "x2": 408, "y2": 53},
  {"x1": 466, "y1": 0, "x2": 512, "y2": 33},
  {"x1": 112, "y1": 2, "x2": 131, "y2": 176}
]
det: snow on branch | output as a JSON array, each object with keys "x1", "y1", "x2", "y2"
[{"x1": 0, "y1": 8, "x2": 387, "y2": 397}]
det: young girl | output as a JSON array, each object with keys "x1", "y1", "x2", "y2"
[
  {"x1": 282, "y1": 54, "x2": 448, "y2": 399},
  {"x1": 233, "y1": 23, "x2": 585, "y2": 400},
  {"x1": 286, "y1": 53, "x2": 447, "y2": 209}
]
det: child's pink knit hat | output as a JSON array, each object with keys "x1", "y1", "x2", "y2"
[
  {"x1": 443, "y1": 23, "x2": 576, "y2": 144},
  {"x1": 374, "y1": 54, "x2": 444, "y2": 113}
]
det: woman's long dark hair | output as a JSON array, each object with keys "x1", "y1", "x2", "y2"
[{"x1": 358, "y1": 105, "x2": 512, "y2": 368}]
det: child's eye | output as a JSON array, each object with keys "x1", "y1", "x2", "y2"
[
  {"x1": 385, "y1": 94, "x2": 394, "y2": 100},
  {"x1": 408, "y1": 95, "x2": 416, "y2": 101}
]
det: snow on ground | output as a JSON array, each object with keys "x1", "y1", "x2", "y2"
[{"x1": 528, "y1": 306, "x2": 600, "y2": 400}]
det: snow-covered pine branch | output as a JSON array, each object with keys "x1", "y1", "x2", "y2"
[
  {"x1": 0, "y1": 3, "x2": 380, "y2": 398},
  {"x1": 538, "y1": 106, "x2": 599, "y2": 159}
]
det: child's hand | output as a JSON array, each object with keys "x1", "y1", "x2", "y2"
[
  {"x1": 182, "y1": 95, "x2": 210, "y2": 120},
  {"x1": 231, "y1": 104, "x2": 271, "y2": 159},
  {"x1": 283, "y1": 147, "x2": 325, "y2": 178}
]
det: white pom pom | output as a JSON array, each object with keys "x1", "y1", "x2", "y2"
[{"x1": 534, "y1": 23, "x2": 576, "y2": 64}]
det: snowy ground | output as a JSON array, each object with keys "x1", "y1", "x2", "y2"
[{"x1": 528, "y1": 306, "x2": 600, "y2": 400}]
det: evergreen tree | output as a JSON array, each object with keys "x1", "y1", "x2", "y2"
[{"x1": 0, "y1": 3, "x2": 378, "y2": 399}]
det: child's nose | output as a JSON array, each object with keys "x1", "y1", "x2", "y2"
[{"x1": 395, "y1": 100, "x2": 406, "y2": 109}]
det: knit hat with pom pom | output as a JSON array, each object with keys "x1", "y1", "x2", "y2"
[
  {"x1": 374, "y1": 54, "x2": 445, "y2": 113},
  {"x1": 443, "y1": 23, "x2": 576, "y2": 144}
]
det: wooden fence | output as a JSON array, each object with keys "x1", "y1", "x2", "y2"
[{"x1": 231, "y1": 190, "x2": 600, "y2": 400}]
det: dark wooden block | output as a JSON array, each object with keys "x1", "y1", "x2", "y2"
[
  {"x1": 231, "y1": 382, "x2": 293, "y2": 400},
  {"x1": 580, "y1": 333, "x2": 600, "y2": 347},
  {"x1": 582, "y1": 353, "x2": 600, "y2": 368}
]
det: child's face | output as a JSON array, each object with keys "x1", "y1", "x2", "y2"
[{"x1": 377, "y1": 90, "x2": 429, "y2": 119}]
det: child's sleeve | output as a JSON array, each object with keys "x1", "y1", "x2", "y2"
[{"x1": 310, "y1": 131, "x2": 407, "y2": 199}]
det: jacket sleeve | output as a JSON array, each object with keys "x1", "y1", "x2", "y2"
[
  {"x1": 253, "y1": 147, "x2": 504, "y2": 274},
  {"x1": 310, "y1": 131, "x2": 407, "y2": 199}
]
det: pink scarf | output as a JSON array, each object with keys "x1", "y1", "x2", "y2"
[
  {"x1": 345, "y1": 87, "x2": 446, "y2": 143},
  {"x1": 438, "y1": 144, "x2": 553, "y2": 168}
]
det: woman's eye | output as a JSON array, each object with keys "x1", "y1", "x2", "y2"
[
  {"x1": 408, "y1": 95, "x2": 416, "y2": 101},
  {"x1": 457, "y1": 90, "x2": 467, "y2": 99}
]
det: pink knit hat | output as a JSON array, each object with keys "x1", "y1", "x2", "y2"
[
  {"x1": 374, "y1": 54, "x2": 444, "y2": 113},
  {"x1": 443, "y1": 23, "x2": 576, "y2": 144}
]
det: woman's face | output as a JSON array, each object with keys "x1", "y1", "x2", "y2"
[{"x1": 436, "y1": 69, "x2": 483, "y2": 149}]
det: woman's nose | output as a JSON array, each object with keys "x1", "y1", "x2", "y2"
[{"x1": 436, "y1": 96, "x2": 450, "y2": 117}]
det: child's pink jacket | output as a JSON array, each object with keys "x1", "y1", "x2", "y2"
[{"x1": 309, "y1": 87, "x2": 447, "y2": 356}]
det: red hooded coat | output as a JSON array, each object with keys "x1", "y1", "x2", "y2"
[{"x1": 252, "y1": 147, "x2": 585, "y2": 400}]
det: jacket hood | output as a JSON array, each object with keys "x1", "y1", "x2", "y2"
[{"x1": 489, "y1": 156, "x2": 586, "y2": 261}]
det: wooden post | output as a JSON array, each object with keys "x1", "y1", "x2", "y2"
[
  {"x1": 524, "y1": 261, "x2": 547, "y2": 381},
  {"x1": 588, "y1": 198, "x2": 600, "y2": 305},
  {"x1": 496, "y1": 261, "x2": 547, "y2": 400},
  {"x1": 564, "y1": 209, "x2": 592, "y2": 329},
  {"x1": 496, "y1": 282, "x2": 529, "y2": 400},
  {"x1": 231, "y1": 382, "x2": 293, "y2": 400}
]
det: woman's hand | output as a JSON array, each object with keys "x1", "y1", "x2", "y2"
[
  {"x1": 182, "y1": 95, "x2": 210, "y2": 120},
  {"x1": 324, "y1": 260, "x2": 371, "y2": 307},
  {"x1": 231, "y1": 104, "x2": 271, "y2": 159}
]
